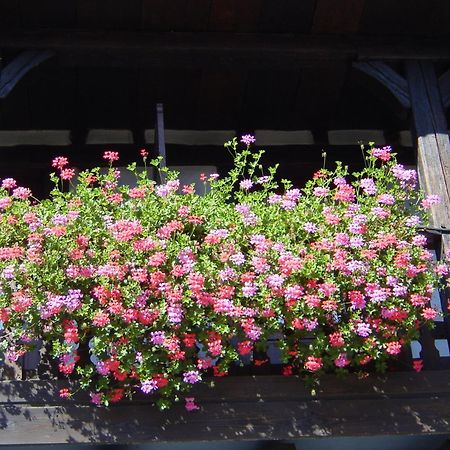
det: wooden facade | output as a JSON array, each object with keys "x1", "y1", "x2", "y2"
[{"x1": 1, "y1": 1, "x2": 450, "y2": 447}]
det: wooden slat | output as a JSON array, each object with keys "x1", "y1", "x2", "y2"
[
  {"x1": 2, "y1": 372, "x2": 450, "y2": 444},
  {"x1": 406, "y1": 61, "x2": 450, "y2": 254}
]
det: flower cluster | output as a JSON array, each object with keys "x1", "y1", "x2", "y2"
[{"x1": 0, "y1": 141, "x2": 447, "y2": 410}]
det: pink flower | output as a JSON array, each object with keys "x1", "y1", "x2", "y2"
[
  {"x1": 59, "y1": 388, "x2": 71, "y2": 398},
  {"x1": 334, "y1": 353, "x2": 350, "y2": 368},
  {"x1": 329, "y1": 332, "x2": 345, "y2": 347},
  {"x1": 103, "y1": 151, "x2": 119, "y2": 162},
  {"x1": 421, "y1": 307, "x2": 438, "y2": 320},
  {"x1": 185, "y1": 397, "x2": 200, "y2": 411},
  {"x1": 240, "y1": 179, "x2": 253, "y2": 190},
  {"x1": 60, "y1": 168, "x2": 76, "y2": 180},
  {"x1": 304, "y1": 356, "x2": 323, "y2": 372},
  {"x1": 52, "y1": 156, "x2": 69, "y2": 170},
  {"x1": 360, "y1": 178, "x2": 377, "y2": 195},
  {"x1": 1, "y1": 178, "x2": 17, "y2": 189},
  {"x1": 92, "y1": 311, "x2": 110, "y2": 327},
  {"x1": 372, "y1": 146, "x2": 391, "y2": 161},
  {"x1": 12, "y1": 187, "x2": 32, "y2": 200},
  {"x1": 385, "y1": 341, "x2": 402, "y2": 355},
  {"x1": 0, "y1": 197, "x2": 12, "y2": 209},
  {"x1": 90, "y1": 392, "x2": 102, "y2": 406},
  {"x1": 183, "y1": 370, "x2": 201, "y2": 384},
  {"x1": 240, "y1": 134, "x2": 256, "y2": 145},
  {"x1": 421, "y1": 195, "x2": 440, "y2": 209}
]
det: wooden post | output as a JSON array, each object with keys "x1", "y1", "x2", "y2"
[
  {"x1": 155, "y1": 103, "x2": 167, "y2": 184},
  {"x1": 406, "y1": 61, "x2": 450, "y2": 256}
]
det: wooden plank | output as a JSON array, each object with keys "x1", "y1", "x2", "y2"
[
  {"x1": 406, "y1": 61, "x2": 450, "y2": 254},
  {"x1": 3, "y1": 371, "x2": 450, "y2": 405},
  {"x1": 312, "y1": 0, "x2": 365, "y2": 33},
  {"x1": 2, "y1": 374, "x2": 450, "y2": 444}
]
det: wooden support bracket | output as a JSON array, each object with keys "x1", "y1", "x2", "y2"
[
  {"x1": 352, "y1": 61, "x2": 411, "y2": 108},
  {"x1": 0, "y1": 50, "x2": 54, "y2": 98}
]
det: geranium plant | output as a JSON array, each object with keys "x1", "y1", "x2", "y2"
[{"x1": 0, "y1": 138, "x2": 447, "y2": 410}]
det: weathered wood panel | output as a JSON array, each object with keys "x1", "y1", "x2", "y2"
[
  {"x1": 1, "y1": 372, "x2": 450, "y2": 444},
  {"x1": 406, "y1": 61, "x2": 450, "y2": 254}
]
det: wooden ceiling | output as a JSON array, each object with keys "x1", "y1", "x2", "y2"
[
  {"x1": 2, "y1": 0, "x2": 450, "y2": 35},
  {"x1": 0, "y1": 1, "x2": 449, "y2": 133}
]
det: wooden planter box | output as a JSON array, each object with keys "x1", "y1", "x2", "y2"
[{"x1": 1, "y1": 371, "x2": 450, "y2": 445}]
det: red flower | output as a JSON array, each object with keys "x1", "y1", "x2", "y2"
[
  {"x1": 59, "y1": 388, "x2": 71, "y2": 398},
  {"x1": 413, "y1": 359, "x2": 423, "y2": 372}
]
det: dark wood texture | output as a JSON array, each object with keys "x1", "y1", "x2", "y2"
[
  {"x1": 1, "y1": 372, "x2": 450, "y2": 444},
  {"x1": 0, "y1": 50, "x2": 54, "y2": 98},
  {"x1": 406, "y1": 61, "x2": 450, "y2": 254}
]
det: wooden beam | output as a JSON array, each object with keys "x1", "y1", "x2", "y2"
[
  {"x1": 0, "y1": 50, "x2": 54, "y2": 98},
  {"x1": 353, "y1": 61, "x2": 411, "y2": 108},
  {"x1": 1, "y1": 372, "x2": 450, "y2": 444},
  {"x1": 1, "y1": 31, "x2": 450, "y2": 68},
  {"x1": 406, "y1": 61, "x2": 450, "y2": 254}
]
